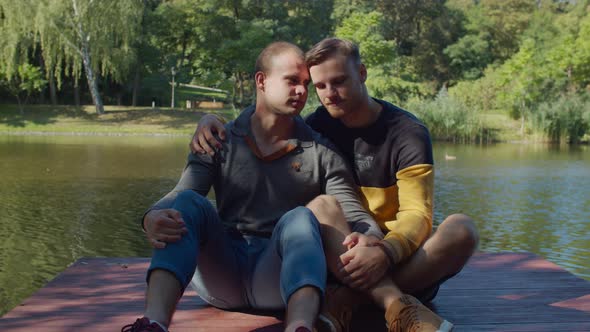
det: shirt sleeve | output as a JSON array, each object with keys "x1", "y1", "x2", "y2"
[
  {"x1": 318, "y1": 143, "x2": 384, "y2": 239},
  {"x1": 378, "y1": 124, "x2": 434, "y2": 265},
  {"x1": 140, "y1": 151, "x2": 217, "y2": 228},
  {"x1": 379, "y1": 164, "x2": 434, "y2": 264}
]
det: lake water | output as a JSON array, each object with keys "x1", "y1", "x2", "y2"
[{"x1": 0, "y1": 135, "x2": 589, "y2": 316}]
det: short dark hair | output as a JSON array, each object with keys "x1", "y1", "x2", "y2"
[
  {"x1": 254, "y1": 41, "x2": 304, "y2": 74},
  {"x1": 305, "y1": 38, "x2": 361, "y2": 67}
]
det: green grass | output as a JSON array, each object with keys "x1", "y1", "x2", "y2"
[
  {"x1": 0, "y1": 104, "x2": 531, "y2": 143},
  {"x1": 0, "y1": 104, "x2": 235, "y2": 135},
  {"x1": 480, "y1": 112, "x2": 524, "y2": 142}
]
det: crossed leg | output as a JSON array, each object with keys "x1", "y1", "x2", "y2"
[{"x1": 306, "y1": 195, "x2": 478, "y2": 331}]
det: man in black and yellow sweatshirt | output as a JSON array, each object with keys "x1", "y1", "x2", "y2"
[{"x1": 191, "y1": 38, "x2": 478, "y2": 332}]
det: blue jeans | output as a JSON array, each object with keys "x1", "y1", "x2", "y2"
[{"x1": 148, "y1": 190, "x2": 326, "y2": 310}]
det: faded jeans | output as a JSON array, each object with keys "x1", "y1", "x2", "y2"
[{"x1": 147, "y1": 190, "x2": 326, "y2": 310}]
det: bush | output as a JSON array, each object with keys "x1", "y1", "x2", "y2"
[
  {"x1": 534, "y1": 94, "x2": 590, "y2": 144},
  {"x1": 406, "y1": 88, "x2": 485, "y2": 143}
]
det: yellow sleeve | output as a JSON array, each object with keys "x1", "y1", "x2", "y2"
[{"x1": 379, "y1": 164, "x2": 434, "y2": 265}]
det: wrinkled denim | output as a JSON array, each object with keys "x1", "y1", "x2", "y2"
[{"x1": 148, "y1": 190, "x2": 326, "y2": 310}]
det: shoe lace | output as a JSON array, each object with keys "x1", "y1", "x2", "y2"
[{"x1": 388, "y1": 304, "x2": 420, "y2": 332}]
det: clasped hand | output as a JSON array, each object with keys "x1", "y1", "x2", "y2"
[
  {"x1": 337, "y1": 232, "x2": 391, "y2": 290},
  {"x1": 143, "y1": 209, "x2": 188, "y2": 248}
]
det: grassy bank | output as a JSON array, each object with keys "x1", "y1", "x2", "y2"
[
  {"x1": 0, "y1": 104, "x2": 235, "y2": 136},
  {"x1": 1, "y1": 103, "x2": 527, "y2": 141}
]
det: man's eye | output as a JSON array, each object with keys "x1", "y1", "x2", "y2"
[{"x1": 333, "y1": 78, "x2": 346, "y2": 85}]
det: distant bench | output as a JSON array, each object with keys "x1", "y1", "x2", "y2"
[{"x1": 186, "y1": 100, "x2": 225, "y2": 109}]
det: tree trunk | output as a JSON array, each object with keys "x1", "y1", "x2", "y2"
[
  {"x1": 78, "y1": 36, "x2": 103, "y2": 113},
  {"x1": 520, "y1": 100, "x2": 526, "y2": 138},
  {"x1": 232, "y1": 0, "x2": 240, "y2": 19},
  {"x1": 49, "y1": 74, "x2": 57, "y2": 105},
  {"x1": 235, "y1": 73, "x2": 244, "y2": 106},
  {"x1": 232, "y1": 78, "x2": 238, "y2": 105},
  {"x1": 81, "y1": 49, "x2": 104, "y2": 114},
  {"x1": 102, "y1": 75, "x2": 109, "y2": 103},
  {"x1": 74, "y1": 79, "x2": 81, "y2": 107},
  {"x1": 39, "y1": 88, "x2": 46, "y2": 104},
  {"x1": 180, "y1": 34, "x2": 187, "y2": 69},
  {"x1": 16, "y1": 95, "x2": 24, "y2": 115},
  {"x1": 132, "y1": 66, "x2": 141, "y2": 106},
  {"x1": 72, "y1": 0, "x2": 103, "y2": 114}
]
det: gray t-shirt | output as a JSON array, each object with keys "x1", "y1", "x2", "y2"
[{"x1": 150, "y1": 106, "x2": 382, "y2": 238}]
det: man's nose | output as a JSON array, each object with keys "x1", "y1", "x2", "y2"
[
  {"x1": 295, "y1": 84, "x2": 307, "y2": 95},
  {"x1": 325, "y1": 85, "x2": 337, "y2": 98}
]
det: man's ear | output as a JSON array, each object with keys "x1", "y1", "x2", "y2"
[
  {"x1": 255, "y1": 71, "x2": 266, "y2": 91},
  {"x1": 359, "y1": 63, "x2": 367, "y2": 83}
]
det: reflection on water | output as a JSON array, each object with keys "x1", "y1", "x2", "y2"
[
  {"x1": 433, "y1": 143, "x2": 590, "y2": 281},
  {"x1": 0, "y1": 136, "x2": 589, "y2": 315}
]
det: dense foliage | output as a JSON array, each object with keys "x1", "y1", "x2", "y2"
[{"x1": 1, "y1": 0, "x2": 589, "y2": 142}]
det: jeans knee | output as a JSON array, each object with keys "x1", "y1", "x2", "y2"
[
  {"x1": 175, "y1": 190, "x2": 214, "y2": 212},
  {"x1": 173, "y1": 190, "x2": 217, "y2": 231},
  {"x1": 278, "y1": 206, "x2": 320, "y2": 231},
  {"x1": 176, "y1": 189, "x2": 206, "y2": 204},
  {"x1": 274, "y1": 207, "x2": 323, "y2": 247}
]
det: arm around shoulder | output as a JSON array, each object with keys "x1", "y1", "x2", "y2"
[{"x1": 190, "y1": 113, "x2": 229, "y2": 155}]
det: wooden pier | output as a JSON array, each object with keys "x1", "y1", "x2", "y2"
[{"x1": 1, "y1": 252, "x2": 589, "y2": 331}]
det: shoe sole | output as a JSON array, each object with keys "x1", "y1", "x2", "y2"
[{"x1": 437, "y1": 320, "x2": 454, "y2": 332}]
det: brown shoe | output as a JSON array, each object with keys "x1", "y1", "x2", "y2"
[
  {"x1": 386, "y1": 295, "x2": 453, "y2": 332},
  {"x1": 315, "y1": 284, "x2": 369, "y2": 332}
]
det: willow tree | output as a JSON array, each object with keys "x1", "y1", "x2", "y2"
[
  {"x1": 0, "y1": 0, "x2": 37, "y2": 80},
  {"x1": 36, "y1": 0, "x2": 143, "y2": 114}
]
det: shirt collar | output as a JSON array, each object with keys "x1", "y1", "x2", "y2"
[{"x1": 231, "y1": 105, "x2": 314, "y2": 148}]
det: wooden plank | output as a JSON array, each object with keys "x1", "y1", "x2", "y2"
[{"x1": 0, "y1": 252, "x2": 589, "y2": 332}]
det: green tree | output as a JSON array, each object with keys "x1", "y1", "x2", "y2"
[
  {"x1": 331, "y1": 0, "x2": 372, "y2": 27},
  {"x1": 447, "y1": 0, "x2": 535, "y2": 65},
  {"x1": 0, "y1": 0, "x2": 37, "y2": 78},
  {"x1": 216, "y1": 19, "x2": 276, "y2": 106},
  {"x1": 497, "y1": 38, "x2": 546, "y2": 136},
  {"x1": 335, "y1": 11, "x2": 395, "y2": 67},
  {"x1": 335, "y1": 11, "x2": 425, "y2": 103},
  {"x1": 444, "y1": 34, "x2": 492, "y2": 80},
  {"x1": 570, "y1": 12, "x2": 590, "y2": 90},
  {"x1": 1, "y1": 63, "x2": 47, "y2": 114},
  {"x1": 36, "y1": 0, "x2": 143, "y2": 114},
  {"x1": 372, "y1": 0, "x2": 464, "y2": 83},
  {"x1": 449, "y1": 68, "x2": 500, "y2": 113}
]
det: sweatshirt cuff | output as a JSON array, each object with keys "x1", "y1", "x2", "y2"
[
  {"x1": 364, "y1": 228, "x2": 384, "y2": 240},
  {"x1": 377, "y1": 238, "x2": 402, "y2": 266}
]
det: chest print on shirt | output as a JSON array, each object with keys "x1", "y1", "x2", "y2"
[
  {"x1": 291, "y1": 161, "x2": 302, "y2": 172},
  {"x1": 354, "y1": 154, "x2": 374, "y2": 172}
]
